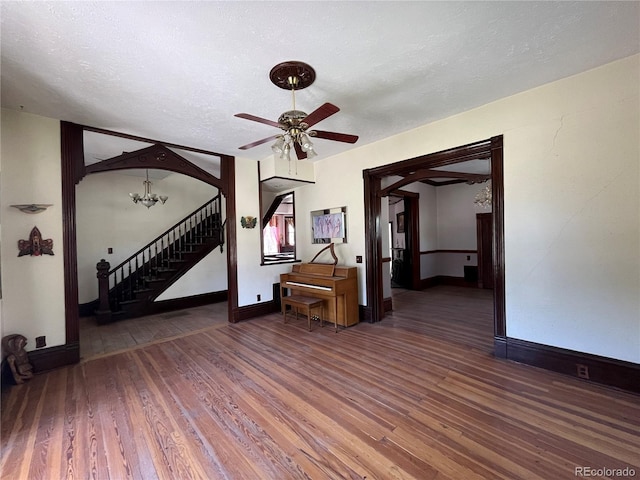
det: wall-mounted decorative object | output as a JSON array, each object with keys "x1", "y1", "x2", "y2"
[
  {"x1": 396, "y1": 212, "x2": 405, "y2": 233},
  {"x1": 1, "y1": 334, "x2": 34, "y2": 384},
  {"x1": 18, "y1": 226, "x2": 54, "y2": 256},
  {"x1": 311, "y1": 206, "x2": 347, "y2": 244},
  {"x1": 241, "y1": 216, "x2": 257, "y2": 229},
  {"x1": 10, "y1": 204, "x2": 53, "y2": 214}
]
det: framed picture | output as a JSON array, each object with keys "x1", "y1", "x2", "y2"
[
  {"x1": 311, "y1": 207, "x2": 347, "y2": 244},
  {"x1": 397, "y1": 212, "x2": 405, "y2": 233}
]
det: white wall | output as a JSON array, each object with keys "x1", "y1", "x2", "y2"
[
  {"x1": 76, "y1": 171, "x2": 222, "y2": 303},
  {"x1": 304, "y1": 55, "x2": 639, "y2": 363},
  {"x1": 0, "y1": 109, "x2": 65, "y2": 350}
]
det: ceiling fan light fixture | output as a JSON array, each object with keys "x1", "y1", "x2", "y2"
[
  {"x1": 299, "y1": 133, "x2": 313, "y2": 152},
  {"x1": 271, "y1": 136, "x2": 285, "y2": 154}
]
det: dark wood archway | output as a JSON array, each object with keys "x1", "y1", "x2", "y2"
[
  {"x1": 363, "y1": 136, "x2": 505, "y2": 353},
  {"x1": 60, "y1": 121, "x2": 238, "y2": 365}
]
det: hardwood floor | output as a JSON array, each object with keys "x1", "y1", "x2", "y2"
[{"x1": 2, "y1": 286, "x2": 639, "y2": 479}]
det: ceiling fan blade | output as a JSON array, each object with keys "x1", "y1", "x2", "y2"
[
  {"x1": 312, "y1": 130, "x2": 359, "y2": 144},
  {"x1": 301, "y1": 103, "x2": 340, "y2": 128},
  {"x1": 235, "y1": 113, "x2": 281, "y2": 129},
  {"x1": 293, "y1": 142, "x2": 307, "y2": 160},
  {"x1": 238, "y1": 134, "x2": 280, "y2": 150}
]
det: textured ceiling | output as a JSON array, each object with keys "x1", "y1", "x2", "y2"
[{"x1": 1, "y1": 1, "x2": 638, "y2": 164}]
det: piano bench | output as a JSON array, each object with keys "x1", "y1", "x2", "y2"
[{"x1": 282, "y1": 295, "x2": 328, "y2": 332}]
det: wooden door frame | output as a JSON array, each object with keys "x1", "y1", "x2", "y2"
[
  {"x1": 363, "y1": 136, "x2": 506, "y2": 353},
  {"x1": 60, "y1": 122, "x2": 238, "y2": 366}
]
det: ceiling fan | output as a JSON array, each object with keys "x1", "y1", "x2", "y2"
[{"x1": 235, "y1": 61, "x2": 358, "y2": 160}]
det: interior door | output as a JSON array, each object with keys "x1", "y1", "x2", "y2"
[{"x1": 476, "y1": 213, "x2": 494, "y2": 289}]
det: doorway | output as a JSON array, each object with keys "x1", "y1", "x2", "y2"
[{"x1": 363, "y1": 136, "x2": 505, "y2": 353}]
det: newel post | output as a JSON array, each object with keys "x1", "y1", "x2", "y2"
[{"x1": 95, "y1": 259, "x2": 112, "y2": 324}]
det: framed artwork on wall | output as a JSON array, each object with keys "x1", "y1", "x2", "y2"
[{"x1": 311, "y1": 206, "x2": 347, "y2": 244}]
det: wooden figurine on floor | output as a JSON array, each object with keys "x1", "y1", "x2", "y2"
[{"x1": 2, "y1": 334, "x2": 34, "y2": 384}]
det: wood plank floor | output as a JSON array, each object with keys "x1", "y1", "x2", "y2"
[{"x1": 2, "y1": 286, "x2": 639, "y2": 479}]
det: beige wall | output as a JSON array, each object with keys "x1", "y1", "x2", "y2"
[{"x1": 0, "y1": 109, "x2": 65, "y2": 350}]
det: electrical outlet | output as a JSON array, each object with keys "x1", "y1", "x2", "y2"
[
  {"x1": 257, "y1": 294, "x2": 261, "y2": 301},
  {"x1": 108, "y1": 247, "x2": 113, "y2": 254},
  {"x1": 35, "y1": 336, "x2": 46, "y2": 348},
  {"x1": 356, "y1": 256, "x2": 362, "y2": 263},
  {"x1": 576, "y1": 364, "x2": 590, "y2": 379}
]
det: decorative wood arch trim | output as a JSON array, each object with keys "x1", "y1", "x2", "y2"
[
  {"x1": 60, "y1": 121, "x2": 238, "y2": 365},
  {"x1": 84, "y1": 143, "x2": 223, "y2": 191}
]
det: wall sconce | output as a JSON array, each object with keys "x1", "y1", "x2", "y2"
[
  {"x1": 11, "y1": 204, "x2": 53, "y2": 214},
  {"x1": 241, "y1": 216, "x2": 257, "y2": 229}
]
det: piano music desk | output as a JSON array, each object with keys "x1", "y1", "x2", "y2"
[{"x1": 282, "y1": 295, "x2": 330, "y2": 332}]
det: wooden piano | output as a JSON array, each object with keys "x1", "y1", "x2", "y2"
[{"x1": 280, "y1": 246, "x2": 359, "y2": 328}]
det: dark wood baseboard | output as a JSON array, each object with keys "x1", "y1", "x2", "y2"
[
  {"x1": 80, "y1": 291, "x2": 228, "y2": 320},
  {"x1": 359, "y1": 305, "x2": 373, "y2": 323},
  {"x1": 28, "y1": 341, "x2": 80, "y2": 374},
  {"x1": 496, "y1": 336, "x2": 640, "y2": 394},
  {"x1": 150, "y1": 290, "x2": 228, "y2": 314},
  {"x1": 419, "y1": 275, "x2": 478, "y2": 289},
  {"x1": 232, "y1": 300, "x2": 280, "y2": 322},
  {"x1": 383, "y1": 297, "x2": 393, "y2": 313},
  {"x1": 79, "y1": 299, "x2": 99, "y2": 317}
]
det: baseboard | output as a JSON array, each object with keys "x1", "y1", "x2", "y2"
[
  {"x1": 360, "y1": 305, "x2": 372, "y2": 323},
  {"x1": 79, "y1": 299, "x2": 98, "y2": 317},
  {"x1": 383, "y1": 297, "x2": 393, "y2": 313},
  {"x1": 419, "y1": 275, "x2": 478, "y2": 289},
  {"x1": 28, "y1": 341, "x2": 80, "y2": 374},
  {"x1": 232, "y1": 300, "x2": 279, "y2": 322},
  {"x1": 150, "y1": 290, "x2": 228, "y2": 314},
  {"x1": 80, "y1": 291, "x2": 228, "y2": 320},
  {"x1": 498, "y1": 336, "x2": 640, "y2": 394}
]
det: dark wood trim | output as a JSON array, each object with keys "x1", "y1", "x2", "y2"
[
  {"x1": 363, "y1": 171, "x2": 383, "y2": 322},
  {"x1": 149, "y1": 291, "x2": 227, "y2": 315},
  {"x1": 420, "y1": 249, "x2": 477, "y2": 255},
  {"x1": 359, "y1": 304, "x2": 373, "y2": 323},
  {"x1": 500, "y1": 337, "x2": 640, "y2": 394},
  {"x1": 363, "y1": 137, "x2": 502, "y2": 327},
  {"x1": 491, "y1": 136, "x2": 506, "y2": 338},
  {"x1": 261, "y1": 175, "x2": 315, "y2": 186},
  {"x1": 81, "y1": 124, "x2": 228, "y2": 158},
  {"x1": 380, "y1": 170, "x2": 489, "y2": 197},
  {"x1": 383, "y1": 297, "x2": 393, "y2": 313},
  {"x1": 61, "y1": 121, "x2": 237, "y2": 370},
  {"x1": 84, "y1": 144, "x2": 223, "y2": 191},
  {"x1": 61, "y1": 122, "x2": 83, "y2": 348},
  {"x1": 365, "y1": 139, "x2": 491, "y2": 178},
  {"x1": 28, "y1": 342, "x2": 80, "y2": 373},
  {"x1": 222, "y1": 156, "x2": 239, "y2": 323},
  {"x1": 79, "y1": 299, "x2": 99, "y2": 317},
  {"x1": 381, "y1": 257, "x2": 391, "y2": 263},
  {"x1": 419, "y1": 276, "x2": 478, "y2": 289},
  {"x1": 232, "y1": 300, "x2": 280, "y2": 322}
]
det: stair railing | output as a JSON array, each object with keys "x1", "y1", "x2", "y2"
[{"x1": 95, "y1": 194, "x2": 223, "y2": 322}]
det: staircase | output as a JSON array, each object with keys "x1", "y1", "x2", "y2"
[{"x1": 95, "y1": 195, "x2": 224, "y2": 324}]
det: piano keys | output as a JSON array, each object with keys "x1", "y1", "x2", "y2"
[{"x1": 280, "y1": 263, "x2": 359, "y2": 328}]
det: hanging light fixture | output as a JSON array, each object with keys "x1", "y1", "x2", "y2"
[
  {"x1": 129, "y1": 169, "x2": 168, "y2": 208},
  {"x1": 474, "y1": 181, "x2": 492, "y2": 208}
]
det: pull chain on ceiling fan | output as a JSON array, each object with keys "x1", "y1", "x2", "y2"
[{"x1": 235, "y1": 61, "x2": 358, "y2": 161}]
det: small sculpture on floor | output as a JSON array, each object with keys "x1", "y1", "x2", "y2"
[{"x1": 2, "y1": 334, "x2": 34, "y2": 384}]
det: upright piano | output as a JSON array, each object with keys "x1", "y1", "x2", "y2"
[{"x1": 280, "y1": 262, "x2": 359, "y2": 327}]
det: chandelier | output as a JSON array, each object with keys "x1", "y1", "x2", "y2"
[
  {"x1": 474, "y1": 181, "x2": 492, "y2": 208},
  {"x1": 129, "y1": 169, "x2": 168, "y2": 208}
]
